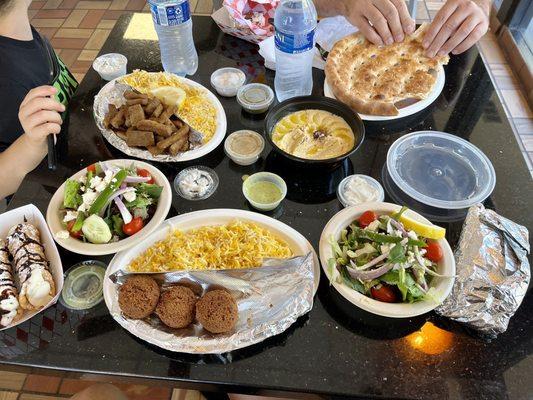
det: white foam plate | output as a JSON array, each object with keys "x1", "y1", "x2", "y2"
[
  {"x1": 324, "y1": 65, "x2": 445, "y2": 121},
  {"x1": 93, "y1": 73, "x2": 227, "y2": 162},
  {"x1": 319, "y1": 202, "x2": 455, "y2": 318},
  {"x1": 0, "y1": 204, "x2": 63, "y2": 331}
]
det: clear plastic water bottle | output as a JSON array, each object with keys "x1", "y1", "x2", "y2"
[
  {"x1": 149, "y1": 0, "x2": 198, "y2": 76},
  {"x1": 274, "y1": 0, "x2": 317, "y2": 101}
]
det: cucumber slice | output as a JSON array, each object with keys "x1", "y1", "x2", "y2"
[{"x1": 82, "y1": 215, "x2": 112, "y2": 244}]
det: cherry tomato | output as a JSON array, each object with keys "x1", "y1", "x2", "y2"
[
  {"x1": 87, "y1": 164, "x2": 96, "y2": 173},
  {"x1": 425, "y1": 241, "x2": 443, "y2": 262},
  {"x1": 358, "y1": 211, "x2": 378, "y2": 228},
  {"x1": 123, "y1": 217, "x2": 144, "y2": 236},
  {"x1": 137, "y1": 168, "x2": 154, "y2": 184},
  {"x1": 370, "y1": 284, "x2": 399, "y2": 303},
  {"x1": 67, "y1": 220, "x2": 82, "y2": 239}
]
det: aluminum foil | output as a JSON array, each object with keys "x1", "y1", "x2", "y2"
[
  {"x1": 93, "y1": 81, "x2": 204, "y2": 162},
  {"x1": 107, "y1": 254, "x2": 315, "y2": 354},
  {"x1": 436, "y1": 204, "x2": 530, "y2": 337}
]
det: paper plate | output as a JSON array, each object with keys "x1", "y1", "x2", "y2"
[
  {"x1": 324, "y1": 65, "x2": 445, "y2": 121},
  {"x1": 93, "y1": 73, "x2": 227, "y2": 162},
  {"x1": 0, "y1": 204, "x2": 63, "y2": 331}
]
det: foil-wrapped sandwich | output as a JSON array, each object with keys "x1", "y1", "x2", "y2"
[
  {"x1": 7, "y1": 223, "x2": 56, "y2": 310},
  {"x1": 0, "y1": 240, "x2": 20, "y2": 327},
  {"x1": 436, "y1": 204, "x2": 530, "y2": 337}
]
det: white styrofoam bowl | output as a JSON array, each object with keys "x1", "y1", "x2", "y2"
[
  {"x1": 46, "y1": 159, "x2": 171, "y2": 256},
  {"x1": 319, "y1": 202, "x2": 455, "y2": 318}
]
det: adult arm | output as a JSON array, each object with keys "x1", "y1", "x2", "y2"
[
  {"x1": 313, "y1": 0, "x2": 415, "y2": 45},
  {"x1": 0, "y1": 86, "x2": 64, "y2": 200},
  {"x1": 423, "y1": 0, "x2": 490, "y2": 57}
]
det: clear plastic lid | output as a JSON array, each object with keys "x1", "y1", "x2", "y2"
[
  {"x1": 60, "y1": 260, "x2": 106, "y2": 310},
  {"x1": 387, "y1": 131, "x2": 496, "y2": 209},
  {"x1": 237, "y1": 84, "x2": 274, "y2": 112}
]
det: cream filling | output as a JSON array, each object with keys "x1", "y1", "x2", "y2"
[
  {"x1": 0, "y1": 295, "x2": 19, "y2": 326},
  {"x1": 25, "y1": 269, "x2": 52, "y2": 308}
]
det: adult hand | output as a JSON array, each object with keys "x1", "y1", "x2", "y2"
[
  {"x1": 346, "y1": 0, "x2": 416, "y2": 46},
  {"x1": 18, "y1": 86, "x2": 65, "y2": 146},
  {"x1": 423, "y1": 0, "x2": 489, "y2": 57}
]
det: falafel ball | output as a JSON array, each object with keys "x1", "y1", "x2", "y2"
[
  {"x1": 118, "y1": 275, "x2": 160, "y2": 319},
  {"x1": 196, "y1": 289, "x2": 238, "y2": 334},
  {"x1": 155, "y1": 285, "x2": 197, "y2": 329}
]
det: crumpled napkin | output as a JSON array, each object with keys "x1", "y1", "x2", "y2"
[
  {"x1": 223, "y1": 0, "x2": 279, "y2": 37},
  {"x1": 259, "y1": 15, "x2": 357, "y2": 70}
]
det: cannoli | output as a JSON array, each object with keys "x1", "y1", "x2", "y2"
[
  {"x1": 0, "y1": 240, "x2": 20, "y2": 327},
  {"x1": 7, "y1": 223, "x2": 55, "y2": 310}
]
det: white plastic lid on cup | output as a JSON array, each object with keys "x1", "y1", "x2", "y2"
[
  {"x1": 387, "y1": 131, "x2": 496, "y2": 209},
  {"x1": 237, "y1": 83, "x2": 275, "y2": 114},
  {"x1": 92, "y1": 53, "x2": 127, "y2": 81},
  {"x1": 337, "y1": 174, "x2": 385, "y2": 208},
  {"x1": 210, "y1": 68, "x2": 246, "y2": 97}
]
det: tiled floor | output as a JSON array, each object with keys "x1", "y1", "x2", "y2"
[
  {"x1": 2, "y1": 0, "x2": 533, "y2": 398},
  {"x1": 0, "y1": 369, "x2": 200, "y2": 400}
]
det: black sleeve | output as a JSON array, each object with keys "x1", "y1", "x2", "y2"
[{"x1": 0, "y1": 83, "x2": 27, "y2": 146}]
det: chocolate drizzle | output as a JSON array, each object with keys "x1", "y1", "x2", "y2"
[{"x1": 7, "y1": 223, "x2": 50, "y2": 285}]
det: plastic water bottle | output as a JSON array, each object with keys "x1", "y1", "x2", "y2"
[
  {"x1": 149, "y1": 0, "x2": 198, "y2": 76},
  {"x1": 274, "y1": 0, "x2": 317, "y2": 101}
]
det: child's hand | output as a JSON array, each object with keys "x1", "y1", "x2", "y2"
[{"x1": 19, "y1": 86, "x2": 65, "y2": 146}]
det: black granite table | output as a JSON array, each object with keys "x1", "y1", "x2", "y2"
[{"x1": 3, "y1": 14, "x2": 532, "y2": 400}]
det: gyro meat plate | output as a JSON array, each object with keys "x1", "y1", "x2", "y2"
[{"x1": 103, "y1": 89, "x2": 196, "y2": 157}]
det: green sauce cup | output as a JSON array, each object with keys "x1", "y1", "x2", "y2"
[{"x1": 242, "y1": 172, "x2": 287, "y2": 212}]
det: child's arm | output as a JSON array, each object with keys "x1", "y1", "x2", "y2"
[{"x1": 0, "y1": 86, "x2": 65, "y2": 200}]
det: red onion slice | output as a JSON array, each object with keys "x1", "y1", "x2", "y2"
[
  {"x1": 347, "y1": 262, "x2": 393, "y2": 281},
  {"x1": 98, "y1": 187, "x2": 135, "y2": 217},
  {"x1": 114, "y1": 197, "x2": 132, "y2": 224},
  {"x1": 123, "y1": 175, "x2": 151, "y2": 183}
]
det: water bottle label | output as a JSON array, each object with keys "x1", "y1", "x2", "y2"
[
  {"x1": 275, "y1": 29, "x2": 315, "y2": 54},
  {"x1": 149, "y1": 1, "x2": 191, "y2": 26}
]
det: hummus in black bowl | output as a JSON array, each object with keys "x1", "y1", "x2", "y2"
[{"x1": 264, "y1": 96, "x2": 365, "y2": 165}]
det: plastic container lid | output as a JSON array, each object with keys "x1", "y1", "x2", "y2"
[
  {"x1": 60, "y1": 260, "x2": 106, "y2": 310},
  {"x1": 387, "y1": 131, "x2": 496, "y2": 210},
  {"x1": 174, "y1": 166, "x2": 219, "y2": 201},
  {"x1": 337, "y1": 174, "x2": 385, "y2": 208},
  {"x1": 237, "y1": 84, "x2": 275, "y2": 114}
]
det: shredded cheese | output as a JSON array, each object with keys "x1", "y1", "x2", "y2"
[
  {"x1": 127, "y1": 221, "x2": 294, "y2": 272},
  {"x1": 121, "y1": 70, "x2": 218, "y2": 142}
]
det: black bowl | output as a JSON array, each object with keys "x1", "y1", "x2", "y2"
[{"x1": 264, "y1": 96, "x2": 365, "y2": 165}]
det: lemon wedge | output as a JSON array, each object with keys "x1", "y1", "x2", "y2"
[
  {"x1": 150, "y1": 86, "x2": 186, "y2": 108},
  {"x1": 398, "y1": 215, "x2": 446, "y2": 240}
]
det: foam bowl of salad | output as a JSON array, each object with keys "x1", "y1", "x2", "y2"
[
  {"x1": 46, "y1": 159, "x2": 172, "y2": 256},
  {"x1": 319, "y1": 202, "x2": 455, "y2": 318}
]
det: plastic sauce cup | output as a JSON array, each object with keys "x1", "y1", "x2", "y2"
[
  {"x1": 224, "y1": 130, "x2": 265, "y2": 166},
  {"x1": 242, "y1": 172, "x2": 287, "y2": 211},
  {"x1": 237, "y1": 84, "x2": 275, "y2": 114},
  {"x1": 337, "y1": 174, "x2": 385, "y2": 208},
  {"x1": 92, "y1": 53, "x2": 127, "y2": 81},
  {"x1": 210, "y1": 68, "x2": 246, "y2": 97}
]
